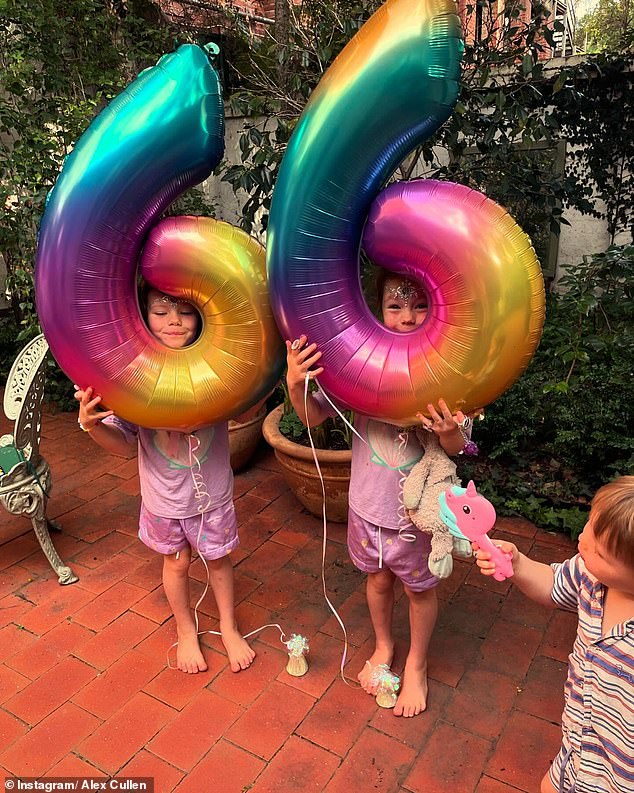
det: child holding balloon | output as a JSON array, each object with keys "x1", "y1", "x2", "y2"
[
  {"x1": 286, "y1": 270, "x2": 475, "y2": 717},
  {"x1": 474, "y1": 476, "x2": 634, "y2": 793},
  {"x1": 75, "y1": 287, "x2": 255, "y2": 675}
]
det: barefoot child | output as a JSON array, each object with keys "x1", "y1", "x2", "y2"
[
  {"x1": 75, "y1": 288, "x2": 255, "y2": 674},
  {"x1": 475, "y1": 476, "x2": 634, "y2": 792},
  {"x1": 286, "y1": 270, "x2": 475, "y2": 716}
]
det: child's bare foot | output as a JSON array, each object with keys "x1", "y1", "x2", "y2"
[
  {"x1": 177, "y1": 631, "x2": 208, "y2": 674},
  {"x1": 393, "y1": 661, "x2": 428, "y2": 717},
  {"x1": 358, "y1": 646, "x2": 394, "y2": 694},
  {"x1": 222, "y1": 625, "x2": 256, "y2": 672}
]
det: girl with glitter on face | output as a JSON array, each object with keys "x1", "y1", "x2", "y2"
[
  {"x1": 286, "y1": 269, "x2": 477, "y2": 717},
  {"x1": 74, "y1": 287, "x2": 257, "y2": 676}
]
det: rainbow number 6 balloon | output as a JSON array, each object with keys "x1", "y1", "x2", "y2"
[
  {"x1": 267, "y1": 0, "x2": 545, "y2": 424},
  {"x1": 35, "y1": 45, "x2": 284, "y2": 431}
]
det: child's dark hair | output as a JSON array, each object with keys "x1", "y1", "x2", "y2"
[
  {"x1": 138, "y1": 277, "x2": 151, "y2": 317},
  {"x1": 375, "y1": 267, "x2": 390, "y2": 308},
  {"x1": 591, "y1": 475, "x2": 634, "y2": 567}
]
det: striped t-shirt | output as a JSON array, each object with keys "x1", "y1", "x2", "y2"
[{"x1": 548, "y1": 554, "x2": 634, "y2": 793}]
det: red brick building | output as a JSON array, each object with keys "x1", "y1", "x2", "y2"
[
  {"x1": 161, "y1": 0, "x2": 276, "y2": 34},
  {"x1": 161, "y1": 0, "x2": 577, "y2": 58},
  {"x1": 456, "y1": 0, "x2": 577, "y2": 58}
]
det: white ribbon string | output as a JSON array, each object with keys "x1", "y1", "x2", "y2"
[
  {"x1": 188, "y1": 434, "x2": 211, "y2": 638},
  {"x1": 396, "y1": 430, "x2": 417, "y2": 544},
  {"x1": 305, "y1": 373, "x2": 364, "y2": 687},
  {"x1": 313, "y1": 382, "x2": 365, "y2": 445}
]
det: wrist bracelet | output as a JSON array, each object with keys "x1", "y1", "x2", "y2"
[{"x1": 458, "y1": 417, "x2": 479, "y2": 456}]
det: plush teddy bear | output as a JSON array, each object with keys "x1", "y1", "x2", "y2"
[{"x1": 401, "y1": 429, "x2": 472, "y2": 578}]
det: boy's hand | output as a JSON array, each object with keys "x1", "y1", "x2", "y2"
[
  {"x1": 285, "y1": 335, "x2": 324, "y2": 391},
  {"x1": 74, "y1": 385, "x2": 114, "y2": 432},
  {"x1": 416, "y1": 398, "x2": 464, "y2": 436},
  {"x1": 473, "y1": 539, "x2": 520, "y2": 576}
]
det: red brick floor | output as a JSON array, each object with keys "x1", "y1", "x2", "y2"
[{"x1": 0, "y1": 407, "x2": 578, "y2": 792}]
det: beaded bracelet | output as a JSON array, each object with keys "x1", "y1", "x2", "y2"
[{"x1": 458, "y1": 416, "x2": 479, "y2": 456}]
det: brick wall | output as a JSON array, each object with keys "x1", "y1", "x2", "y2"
[
  {"x1": 160, "y1": 1, "x2": 275, "y2": 34},
  {"x1": 457, "y1": 0, "x2": 572, "y2": 59}
]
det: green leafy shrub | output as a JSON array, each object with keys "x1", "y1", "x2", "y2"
[
  {"x1": 0, "y1": 315, "x2": 21, "y2": 384},
  {"x1": 459, "y1": 244, "x2": 634, "y2": 537}
]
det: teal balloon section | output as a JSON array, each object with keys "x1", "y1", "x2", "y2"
[{"x1": 35, "y1": 45, "x2": 223, "y2": 408}]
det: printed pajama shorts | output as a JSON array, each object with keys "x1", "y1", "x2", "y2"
[
  {"x1": 138, "y1": 501, "x2": 239, "y2": 561},
  {"x1": 347, "y1": 509, "x2": 438, "y2": 592}
]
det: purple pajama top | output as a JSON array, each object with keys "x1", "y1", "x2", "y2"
[
  {"x1": 103, "y1": 415, "x2": 233, "y2": 519},
  {"x1": 313, "y1": 389, "x2": 424, "y2": 529}
]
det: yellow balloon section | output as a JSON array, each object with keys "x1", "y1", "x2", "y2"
[{"x1": 127, "y1": 217, "x2": 284, "y2": 430}]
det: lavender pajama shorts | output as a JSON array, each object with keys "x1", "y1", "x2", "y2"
[
  {"x1": 138, "y1": 501, "x2": 239, "y2": 560},
  {"x1": 347, "y1": 509, "x2": 438, "y2": 592}
]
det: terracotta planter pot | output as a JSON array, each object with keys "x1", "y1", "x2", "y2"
[
  {"x1": 229, "y1": 405, "x2": 266, "y2": 472},
  {"x1": 262, "y1": 404, "x2": 351, "y2": 523}
]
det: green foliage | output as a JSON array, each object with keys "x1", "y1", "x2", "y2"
[
  {"x1": 458, "y1": 245, "x2": 634, "y2": 536},
  {"x1": 430, "y1": 3, "x2": 575, "y2": 257},
  {"x1": 576, "y1": 0, "x2": 634, "y2": 53},
  {"x1": 221, "y1": 3, "x2": 632, "y2": 256},
  {"x1": 278, "y1": 408, "x2": 308, "y2": 441},
  {"x1": 278, "y1": 376, "x2": 353, "y2": 451},
  {"x1": 552, "y1": 53, "x2": 633, "y2": 244},
  {"x1": 0, "y1": 0, "x2": 172, "y2": 326},
  {"x1": 220, "y1": 3, "x2": 573, "y2": 244},
  {"x1": 278, "y1": 412, "x2": 353, "y2": 451},
  {"x1": 0, "y1": 315, "x2": 21, "y2": 383},
  {"x1": 221, "y1": 0, "x2": 382, "y2": 236},
  {"x1": 165, "y1": 186, "x2": 217, "y2": 219}
]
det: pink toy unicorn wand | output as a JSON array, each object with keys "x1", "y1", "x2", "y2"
[{"x1": 439, "y1": 481, "x2": 514, "y2": 581}]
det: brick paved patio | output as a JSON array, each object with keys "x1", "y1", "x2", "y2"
[{"x1": 0, "y1": 405, "x2": 577, "y2": 792}]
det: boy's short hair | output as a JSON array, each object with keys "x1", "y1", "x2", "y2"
[{"x1": 591, "y1": 476, "x2": 634, "y2": 567}]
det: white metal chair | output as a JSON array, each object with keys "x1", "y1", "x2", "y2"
[{"x1": 0, "y1": 334, "x2": 78, "y2": 584}]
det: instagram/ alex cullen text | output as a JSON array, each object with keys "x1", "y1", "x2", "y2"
[{"x1": 4, "y1": 779, "x2": 154, "y2": 792}]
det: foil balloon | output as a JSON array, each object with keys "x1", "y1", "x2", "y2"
[
  {"x1": 361, "y1": 180, "x2": 545, "y2": 418},
  {"x1": 35, "y1": 44, "x2": 284, "y2": 431},
  {"x1": 266, "y1": 0, "x2": 545, "y2": 424}
]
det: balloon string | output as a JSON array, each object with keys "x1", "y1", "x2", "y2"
[
  {"x1": 313, "y1": 382, "x2": 365, "y2": 445},
  {"x1": 306, "y1": 374, "x2": 359, "y2": 688},
  {"x1": 166, "y1": 434, "x2": 292, "y2": 669},
  {"x1": 396, "y1": 430, "x2": 417, "y2": 544}
]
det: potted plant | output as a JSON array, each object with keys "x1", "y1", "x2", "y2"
[
  {"x1": 229, "y1": 401, "x2": 268, "y2": 472},
  {"x1": 262, "y1": 382, "x2": 352, "y2": 522}
]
